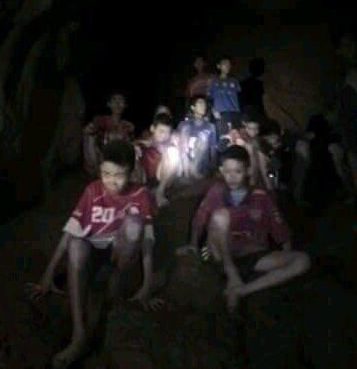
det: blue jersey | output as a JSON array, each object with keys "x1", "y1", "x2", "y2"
[
  {"x1": 208, "y1": 77, "x2": 241, "y2": 113},
  {"x1": 177, "y1": 118, "x2": 217, "y2": 174}
]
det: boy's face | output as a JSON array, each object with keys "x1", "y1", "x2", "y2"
[
  {"x1": 243, "y1": 121, "x2": 260, "y2": 139},
  {"x1": 151, "y1": 123, "x2": 172, "y2": 144},
  {"x1": 218, "y1": 59, "x2": 231, "y2": 74},
  {"x1": 191, "y1": 98, "x2": 207, "y2": 117},
  {"x1": 220, "y1": 159, "x2": 248, "y2": 190},
  {"x1": 108, "y1": 94, "x2": 126, "y2": 115},
  {"x1": 100, "y1": 161, "x2": 130, "y2": 194},
  {"x1": 194, "y1": 57, "x2": 205, "y2": 72},
  {"x1": 264, "y1": 133, "x2": 281, "y2": 150}
]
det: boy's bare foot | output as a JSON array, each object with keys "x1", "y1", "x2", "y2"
[
  {"x1": 52, "y1": 338, "x2": 87, "y2": 369},
  {"x1": 25, "y1": 281, "x2": 65, "y2": 301}
]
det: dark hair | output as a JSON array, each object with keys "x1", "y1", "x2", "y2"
[
  {"x1": 106, "y1": 90, "x2": 126, "y2": 104},
  {"x1": 220, "y1": 145, "x2": 250, "y2": 167},
  {"x1": 152, "y1": 113, "x2": 173, "y2": 128},
  {"x1": 189, "y1": 95, "x2": 207, "y2": 107},
  {"x1": 101, "y1": 140, "x2": 136, "y2": 172},
  {"x1": 217, "y1": 55, "x2": 232, "y2": 64}
]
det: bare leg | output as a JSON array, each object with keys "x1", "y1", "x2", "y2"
[
  {"x1": 111, "y1": 215, "x2": 144, "y2": 272},
  {"x1": 237, "y1": 250, "x2": 311, "y2": 297},
  {"x1": 155, "y1": 146, "x2": 181, "y2": 207},
  {"x1": 52, "y1": 238, "x2": 91, "y2": 369},
  {"x1": 206, "y1": 208, "x2": 243, "y2": 312}
]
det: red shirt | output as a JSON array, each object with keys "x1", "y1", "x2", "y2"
[
  {"x1": 94, "y1": 115, "x2": 135, "y2": 143},
  {"x1": 135, "y1": 137, "x2": 175, "y2": 184},
  {"x1": 63, "y1": 181, "x2": 156, "y2": 239},
  {"x1": 192, "y1": 181, "x2": 290, "y2": 250}
]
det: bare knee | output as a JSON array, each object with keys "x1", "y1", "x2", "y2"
[
  {"x1": 290, "y1": 251, "x2": 311, "y2": 275},
  {"x1": 209, "y1": 208, "x2": 230, "y2": 231},
  {"x1": 123, "y1": 216, "x2": 144, "y2": 244},
  {"x1": 68, "y1": 238, "x2": 90, "y2": 270}
]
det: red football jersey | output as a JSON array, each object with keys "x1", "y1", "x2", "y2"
[
  {"x1": 192, "y1": 181, "x2": 290, "y2": 251},
  {"x1": 94, "y1": 115, "x2": 135, "y2": 143},
  {"x1": 63, "y1": 181, "x2": 156, "y2": 240}
]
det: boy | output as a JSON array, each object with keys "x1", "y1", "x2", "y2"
[
  {"x1": 183, "y1": 146, "x2": 310, "y2": 312},
  {"x1": 83, "y1": 93, "x2": 134, "y2": 176},
  {"x1": 208, "y1": 56, "x2": 242, "y2": 137},
  {"x1": 186, "y1": 56, "x2": 213, "y2": 100},
  {"x1": 28, "y1": 140, "x2": 156, "y2": 369},
  {"x1": 222, "y1": 110, "x2": 271, "y2": 190},
  {"x1": 135, "y1": 113, "x2": 181, "y2": 207},
  {"x1": 177, "y1": 95, "x2": 217, "y2": 180},
  {"x1": 258, "y1": 119, "x2": 284, "y2": 191}
]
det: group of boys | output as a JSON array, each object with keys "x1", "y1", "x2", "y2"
[{"x1": 27, "y1": 56, "x2": 311, "y2": 369}]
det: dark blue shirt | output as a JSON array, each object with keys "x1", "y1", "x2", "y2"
[{"x1": 208, "y1": 77, "x2": 241, "y2": 113}]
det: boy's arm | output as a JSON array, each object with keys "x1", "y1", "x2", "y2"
[
  {"x1": 178, "y1": 124, "x2": 190, "y2": 177},
  {"x1": 41, "y1": 232, "x2": 70, "y2": 285},
  {"x1": 258, "y1": 151, "x2": 274, "y2": 191},
  {"x1": 27, "y1": 232, "x2": 71, "y2": 300},
  {"x1": 189, "y1": 187, "x2": 217, "y2": 250}
]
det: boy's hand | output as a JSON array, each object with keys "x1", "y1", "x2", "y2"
[
  {"x1": 213, "y1": 110, "x2": 221, "y2": 120},
  {"x1": 25, "y1": 279, "x2": 65, "y2": 301}
]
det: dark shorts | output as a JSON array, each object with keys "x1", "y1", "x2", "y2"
[
  {"x1": 234, "y1": 250, "x2": 271, "y2": 283},
  {"x1": 204, "y1": 249, "x2": 271, "y2": 284},
  {"x1": 86, "y1": 241, "x2": 142, "y2": 297}
]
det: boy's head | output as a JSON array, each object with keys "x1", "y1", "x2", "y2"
[
  {"x1": 241, "y1": 109, "x2": 262, "y2": 139},
  {"x1": 217, "y1": 56, "x2": 232, "y2": 75},
  {"x1": 194, "y1": 56, "x2": 206, "y2": 73},
  {"x1": 100, "y1": 140, "x2": 135, "y2": 194},
  {"x1": 260, "y1": 119, "x2": 282, "y2": 150},
  {"x1": 155, "y1": 105, "x2": 172, "y2": 117},
  {"x1": 150, "y1": 113, "x2": 173, "y2": 143},
  {"x1": 190, "y1": 95, "x2": 207, "y2": 117},
  {"x1": 219, "y1": 146, "x2": 250, "y2": 190},
  {"x1": 107, "y1": 93, "x2": 126, "y2": 115}
]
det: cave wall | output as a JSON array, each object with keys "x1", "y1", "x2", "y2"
[
  {"x1": 0, "y1": 0, "x2": 84, "y2": 210},
  {"x1": 208, "y1": 20, "x2": 339, "y2": 130}
]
